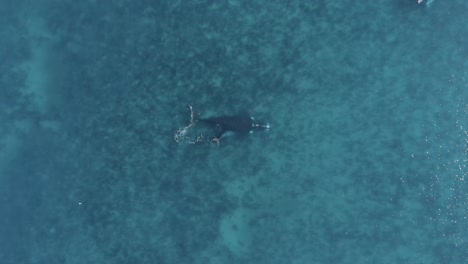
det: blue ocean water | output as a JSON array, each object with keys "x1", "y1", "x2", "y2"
[{"x1": 0, "y1": 0, "x2": 466, "y2": 263}]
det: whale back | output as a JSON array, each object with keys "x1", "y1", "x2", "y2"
[{"x1": 200, "y1": 112, "x2": 269, "y2": 139}]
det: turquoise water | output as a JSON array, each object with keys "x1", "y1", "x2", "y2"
[{"x1": 0, "y1": 1, "x2": 466, "y2": 263}]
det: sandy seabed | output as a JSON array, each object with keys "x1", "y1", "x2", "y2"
[{"x1": 0, "y1": 1, "x2": 466, "y2": 263}]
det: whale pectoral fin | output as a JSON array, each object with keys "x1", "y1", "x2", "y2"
[{"x1": 206, "y1": 123, "x2": 224, "y2": 139}]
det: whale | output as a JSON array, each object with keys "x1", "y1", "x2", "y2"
[{"x1": 199, "y1": 112, "x2": 270, "y2": 140}]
